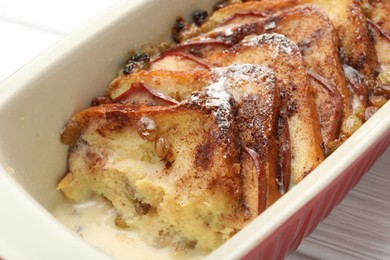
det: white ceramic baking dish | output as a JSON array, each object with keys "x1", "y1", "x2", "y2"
[{"x1": 0, "y1": 0, "x2": 389, "y2": 259}]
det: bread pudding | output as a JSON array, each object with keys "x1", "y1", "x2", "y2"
[{"x1": 58, "y1": 0, "x2": 390, "y2": 256}]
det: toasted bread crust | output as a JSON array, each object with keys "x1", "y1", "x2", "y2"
[
  {"x1": 180, "y1": 0, "x2": 378, "y2": 87},
  {"x1": 212, "y1": 64, "x2": 281, "y2": 210},
  {"x1": 190, "y1": 4, "x2": 347, "y2": 146},
  {"x1": 179, "y1": 0, "x2": 378, "y2": 107},
  {"x1": 207, "y1": 34, "x2": 324, "y2": 184},
  {"x1": 270, "y1": 6, "x2": 347, "y2": 144}
]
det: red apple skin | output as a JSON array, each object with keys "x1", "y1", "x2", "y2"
[
  {"x1": 112, "y1": 82, "x2": 178, "y2": 107},
  {"x1": 150, "y1": 51, "x2": 211, "y2": 71},
  {"x1": 242, "y1": 146, "x2": 267, "y2": 216}
]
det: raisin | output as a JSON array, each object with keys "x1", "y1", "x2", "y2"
[
  {"x1": 135, "y1": 201, "x2": 151, "y2": 215},
  {"x1": 122, "y1": 52, "x2": 150, "y2": 75},
  {"x1": 136, "y1": 116, "x2": 158, "y2": 142},
  {"x1": 155, "y1": 136, "x2": 171, "y2": 159},
  {"x1": 91, "y1": 96, "x2": 112, "y2": 106},
  {"x1": 172, "y1": 17, "x2": 186, "y2": 42},
  {"x1": 192, "y1": 10, "x2": 209, "y2": 26},
  {"x1": 131, "y1": 52, "x2": 149, "y2": 62},
  {"x1": 122, "y1": 63, "x2": 134, "y2": 75}
]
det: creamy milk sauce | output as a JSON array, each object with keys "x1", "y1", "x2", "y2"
[{"x1": 53, "y1": 197, "x2": 173, "y2": 260}]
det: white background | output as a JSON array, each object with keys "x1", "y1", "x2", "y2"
[{"x1": 0, "y1": 0, "x2": 389, "y2": 259}]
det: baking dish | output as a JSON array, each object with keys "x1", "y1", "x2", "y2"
[{"x1": 0, "y1": 0, "x2": 389, "y2": 259}]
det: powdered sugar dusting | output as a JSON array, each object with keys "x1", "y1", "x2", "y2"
[
  {"x1": 205, "y1": 80, "x2": 230, "y2": 107},
  {"x1": 212, "y1": 64, "x2": 275, "y2": 90},
  {"x1": 264, "y1": 20, "x2": 276, "y2": 30},
  {"x1": 224, "y1": 28, "x2": 234, "y2": 37},
  {"x1": 243, "y1": 33, "x2": 298, "y2": 58},
  {"x1": 189, "y1": 80, "x2": 232, "y2": 134},
  {"x1": 204, "y1": 80, "x2": 232, "y2": 133},
  {"x1": 187, "y1": 64, "x2": 277, "y2": 139},
  {"x1": 212, "y1": 65, "x2": 278, "y2": 147}
]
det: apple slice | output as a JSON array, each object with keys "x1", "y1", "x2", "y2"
[
  {"x1": 176, "y1": 0, "x2": 297, "y2": 41},
  {"x1": 205, "y1": 11, "x2": 270, "y2": 37},
  {"x1": 108, "y1": 70, "x2": 210, "y2": 101},
  {"x1": 149, "y1": 51, "x2": 210, "y2": 71},
  {"x1": 307, "y1": 71, "x2": 343, "y2": 148},
  {"x1": 242, "y1": 147, "x2": 267, "y2": 216},
  {"x1": 112, "y1": 82, "x2": 179, "y2": 108},
  {"x1": 275, "y1": 112, "x2": 291, "y2": 194}
]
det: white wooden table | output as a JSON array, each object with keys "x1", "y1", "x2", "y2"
[{"x1": 1, "y1": 1, "x2": 389, "y2": 259}]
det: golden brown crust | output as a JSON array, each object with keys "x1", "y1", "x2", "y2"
[
  {"x1": 184, "y1": 0, "x2": 378, "y2": 88},
  {"x1": 207, "y1": 33, "x2": 324, "y2": 184},
  {"x1": 212, "y1": 64, "x2": 281, "y2": 211},
  {"x1": 271, "y1": 6, "x2": 348, "y2": 144},
  {"x1": 193, "y1": 4, "x2": 348, "y2": 147},
  {"x1": 179, "y1": 0, "x2": 379, "y2": 134}
]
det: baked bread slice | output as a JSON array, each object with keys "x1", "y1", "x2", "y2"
[
  {"x1": 59, "y1": 95, "x2": 244, "y2": 252},
  {"x1": 177, "y1": 0, "x2": 377, "y2": 131},
  {"x1": 124, "y1": 33, "x2": 322, "y2": 185},
  {"x1": 206, "y1": 33, "x2": 324, "y2": 184},
  {"x1": 59, "y1": 63, "x2": 282, "y2": 252},
  {"x1": 305, "y1": 0, "x2": 378, "y2": 92},
  {"x1": 180, "y1": 0, "x2": 377, "y2": 88},
  {"x1": 184, "y1": 4, "x2": 347, "y2": 149},
  {"x1": 107, "y1": 63, "x2": 282, "y2": 211},
  {"x1": 212, "y1": 64, "x2": 281, "y2": 212}
]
